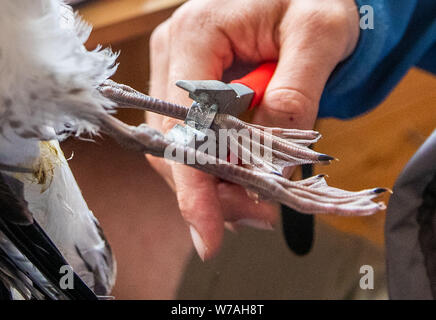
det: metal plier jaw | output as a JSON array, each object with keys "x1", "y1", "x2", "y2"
[
  {"x1": 167, "y1": 62, "x2": 277, "y2": 145},
  {"x1": 177, "y1": 80, "x2": 254, "y2": 118}
]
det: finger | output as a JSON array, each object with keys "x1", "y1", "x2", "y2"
[
  {"x1": 253, "y1": 0, "x2": 359, "y2": 130},
  {"x1": 172, "y1": 163, "x2": 224, "y2": 261},
  {"x1": 148, "y1": 20, "x2": 174, "y2": 130},
  {"x1": 218, "y1": 182, "x2": 279, "y2": 229},
  {"x1": 146, "y1": 155, "x2": 176, "y2": 191},
  {"x1": 147, "y1": 21, "x2": 175, "y2": 190},
  {"x1": 149, "y1": 20, "x2": 171, "y2": 102},
  {"x1": 165, "y1": 20, "x2": 233, "y2": 97},
  {"x1": 159, "y1": 8, "x2": 235, "y2": 260}
]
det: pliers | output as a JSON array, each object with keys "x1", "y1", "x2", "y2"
[{"x1": 168, "y1": 62, "x2": 277, "y2": 143}]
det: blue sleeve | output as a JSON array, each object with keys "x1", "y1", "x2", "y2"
[
  {"x1": 417, "y1": 42, "x2": 436, "y2": 74},
  {"x1": 319, "y1": 0, "x2": 436, "y2": 119}
]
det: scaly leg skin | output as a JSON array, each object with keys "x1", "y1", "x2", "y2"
[
  {"x1": 99, "y1": 80, "x2": 188, "y2": 120},
  {"x1": 98, "y1": 113, "x2": 387, "y2": 217}
]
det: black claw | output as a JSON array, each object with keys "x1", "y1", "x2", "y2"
[
  {"x1": 318, "y1": 154, "x2": 335, "y2": 161},
  {"x1": 373, "y1": 188, "x2": 388, "y2": 194},
  {"x1": 271, "y1": 171, "x2": 283, "y2": 177}
]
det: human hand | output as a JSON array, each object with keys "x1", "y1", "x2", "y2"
[{"x1": 147, "y1": 0, "x2": 360, "y2": 260}]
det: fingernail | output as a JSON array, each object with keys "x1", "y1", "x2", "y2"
[
  {"x1": 189, "y1": 225, "x2": 207, "y2": 261},
  {"x1": 235, "y1": 219, "x2": 274, "y2": 231},
  {"x1": 224, "y1": 222, "x2": 239, "y2": 234}
]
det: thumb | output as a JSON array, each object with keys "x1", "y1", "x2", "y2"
[{"x1": 253, "y1": 1, "x2": 359, "y2": 130}]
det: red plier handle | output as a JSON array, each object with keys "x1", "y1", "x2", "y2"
[{"x1": 231, "y1": 62, "x2": 277, "y2": 110}]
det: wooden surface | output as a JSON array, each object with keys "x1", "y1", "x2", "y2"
[
  {"x1": 314, "y1": 68, "x2": 436, "y2": 245},
  {"x1": 78, "y1": 0, "x2": 186, "y2": 48}
]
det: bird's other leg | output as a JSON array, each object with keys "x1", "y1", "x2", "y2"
[
  {"x1": 98, "y1": 114, "x2": 387, "y2": 217},
  {"x1": 184, "y1": 151, "x2": 386, "y2": 216},
  {"x1": 246, "y1": 171, "x2": 387, "y2": 216},
  {"x1": 97, "y1": 82, "x2": 387, "y2": 216},
  {"x1": 97, "y1": 114, "x2": 168, "y2": 156}
]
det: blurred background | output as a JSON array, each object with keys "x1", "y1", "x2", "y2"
[{"x1": 64, "y1": 0, "x2": 436, "y2": 299}]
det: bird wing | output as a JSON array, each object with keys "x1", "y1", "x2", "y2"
[
  {"x1": 0, "y1": 172, "x2": 98, "y2": 299},
  {"x1": 0, "y1": 0, "x2": 117, "y2": 298}
]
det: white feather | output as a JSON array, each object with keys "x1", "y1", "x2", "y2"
[
  {"x1": 0, "y1": 0, "x2": 118, "y2": 142},
  {"x1": 0, "y1": 0, "x2": 118, "y2": 295},
  {"x1": 22, "y1": 141, "x2": 116, "y2": 293}
]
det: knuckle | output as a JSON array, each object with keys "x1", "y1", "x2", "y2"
[
  {"x1": 178, "y1": 199, "x2": 195, "y2": 221},
  {"x1": 150, "y1": 22, "x2": 169, "y2": 51},
  {"x1": 264, "y1": 87, "x2": 313, "y2": 116},
  {"x1": 169, "y1": 0, "x2": 215, "y2": 35},
  {"x1": 170, "y1": 5, "x2": 192, "y2": 29},
  {"x1": 300, "y1": 3, "x2": 350, "y2": 35},
  {"x1": 319, "y1": 6, "x2": 350, "y2": 33},
  {"x1": 287, "y1": 2, "x2": 354, "y2": 56}
]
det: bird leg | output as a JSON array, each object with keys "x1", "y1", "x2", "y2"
[
  {"x1": 97, "y1": 110, "x2": 387, "y2": 217},
  {"x1": 99, "y1": 80, "x2": 188, "y2": 120}
]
